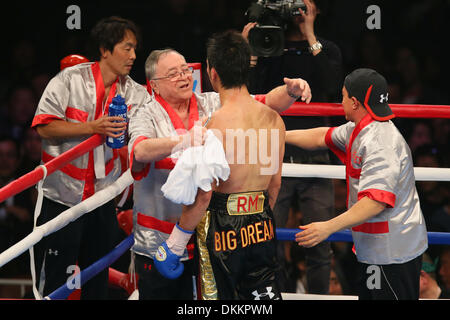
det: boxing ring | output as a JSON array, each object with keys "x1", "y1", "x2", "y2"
[{"x1": 0, "y1": 101, "x2": 449, "y2": 300}]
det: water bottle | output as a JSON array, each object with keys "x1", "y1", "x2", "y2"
[{"x1": 106, "y1": 95, "x2": 127, "y2": 149}]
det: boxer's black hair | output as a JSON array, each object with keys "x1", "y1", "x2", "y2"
[{"x1": 206, "y1": 30, "x2": 250, "y2": 89}]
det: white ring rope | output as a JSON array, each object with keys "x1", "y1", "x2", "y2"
[
  {"x1": 0, "y1": 169, "x2": 134, "y2": 269},
  {"x1": 1, "y1": 164, "x2": 449, "y2": 270},
  {"x1": 282, "y1": 164, "x2": 450, "y2": 181},
  {"x1": 1, "y1": 163, "x2": 448, "y2": 272}
]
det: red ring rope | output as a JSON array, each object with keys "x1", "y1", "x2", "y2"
[
  {"x1": 1, "y1": 102, "x2": 449, "y2": 204},
  {"x1": 0, "y1": 134, "x2": 104, "y2": 203},
  {"x1": 281, "y1": 102, "x2": 450, "y2": 118}
]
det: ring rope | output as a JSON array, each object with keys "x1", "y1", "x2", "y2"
[
  {"x1": 281, "y1": 101, "x2": 450, "y2": 118},
  {"x1": 0, "y1": 134, "x2": 103, "y2": 204},
  {"x1": 46, "y1": 234, "x2": 134, "y2": 300},
  {"x1": 0, "y1": 169, "x2": 134, "y2": 269},
  {"x1": 281, "y1": 164, "x2": 450, "y2": 181},
  {"x1": 49, "y1": 227, "x2": 450, "y2": 299},
  {"x1": 276, "y1": 228, "x2": 450, "y2": 245}
]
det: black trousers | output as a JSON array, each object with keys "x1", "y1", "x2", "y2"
[
  {"x1": 357, "y1": 255, "x2": 422, "y2": 300},
  {"x1": 135, "y1": 253, "x2": 196, "y2": 300},
  {"x1": 273, "y1": 177, "x2": 334, "y2": 294},
  {"x1": 34, "y1": 197, "x2": 119, "y2": 299}
]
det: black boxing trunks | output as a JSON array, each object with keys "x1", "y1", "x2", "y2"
[{"x1": 196, "y1": 190, "x2": 282, "y2": 300}]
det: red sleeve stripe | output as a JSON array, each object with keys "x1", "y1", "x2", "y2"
[
  {"x1": 352, "y1": 221, "x2": 389, "y2": 234},
  {"x1": 155, "y1": 158, "x2": 177, "y2": 170},
  {"x1": 31, "y1": 114, "x2": 63, "y2": 127},
  {"x1": 358, "y1": 188, "x2": 396, "y2": 208},
  {"x1": 66, "y1": 107, "x2": 89, "y2": 122},
  {"x1": 129, "y1": 136, "x2": 150, "y2": 181},
  {"x1": 325, "y1": 127, "x2": 346, "y2": 164}
]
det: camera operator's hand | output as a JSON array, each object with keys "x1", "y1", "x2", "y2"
[
  {"x1": 298, "y1": 0, "x2": 319, "y2": 50},
  {"x1": 284, "y1": 77, "x2": 312, "y2": 104},
  {"x1": 242, "y1": 22, "x2": 259, "y2": 66},
  {"x1": 242, "y1": 22, "x2": 257, "y2": 42}
]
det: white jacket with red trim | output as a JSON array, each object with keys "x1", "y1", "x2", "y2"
[
  {"x1": 325, "y1": 114, "x2": 428, "y2": 264},
  {"x1": 32, "y1": 62, "x2": 152, "y2": 207},
  {"x1": 128, "y1": 92, "x2": 266, "y2": 261},
  {"x1": 128, "y1": 92, "x2": 221, "y2": 261}
]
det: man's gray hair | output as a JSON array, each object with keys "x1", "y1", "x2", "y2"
[{"x1": 145, "y1": 48, "x2": 183, "y2": 80}]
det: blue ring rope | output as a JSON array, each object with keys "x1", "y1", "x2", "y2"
[
  {"x1": 46, "y1": 228, "x2": 450, "y2": 299},
  {"x1": 276, "y1": 228, "x2": 450, "y2": 245},
  {"x1": 46, "y1": 234, "x2": 134, "y2": 300}
]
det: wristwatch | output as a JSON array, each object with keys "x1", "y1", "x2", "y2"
[{"x1": 308, "y1": 41, "x2": 322, "y2": 53}]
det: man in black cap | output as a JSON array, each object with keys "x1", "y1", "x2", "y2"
[{"x1": 285, "y1": 68, "x2": 428, "y2": 300}]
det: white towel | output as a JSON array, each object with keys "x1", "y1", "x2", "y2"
[{"x1": 161, "y1": 130, "x2": 230, "y2": 205}]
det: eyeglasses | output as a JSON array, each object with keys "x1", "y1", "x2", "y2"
[{"x1": 152, "y1": 66, "x2": 194, "y2": 81}]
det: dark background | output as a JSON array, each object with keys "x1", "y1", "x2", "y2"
[{"x1": 1, "y1": 0, "x2": 449, "y2": 101}]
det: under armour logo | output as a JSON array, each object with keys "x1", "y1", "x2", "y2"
[
  {"x1": 48, "y1": 249, "x2": 58, "y2": 256},
  {"x1": 379, "y1": 93, "x2": 389, "y2": 103},
  {"x1": 252, "y1": 287, "x2": 275, "y2": 300}
]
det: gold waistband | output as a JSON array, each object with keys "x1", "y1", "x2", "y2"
[{"x1": 225, "y1": 191, "x2": 265, "y2": 215}]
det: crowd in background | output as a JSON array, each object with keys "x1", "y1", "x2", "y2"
[{"x1": 0, "y1": 0, "x2": 449, "y2": 298}]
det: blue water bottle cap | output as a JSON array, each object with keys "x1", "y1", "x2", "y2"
[{"x1": 112, "y1": 94, "x2": 125, "y2": 105}]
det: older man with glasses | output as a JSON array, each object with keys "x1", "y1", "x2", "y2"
[{"x1": 127, "y1": 47, "x2": 312, "y2": 300}]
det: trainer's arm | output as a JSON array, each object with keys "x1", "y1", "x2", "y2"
[
  {"x1": 265, "y1": 77, "x2": 312, "y2": 113},
  {"x1": 296, "y1": 197, "x2": 386, "y2": 248},
  {"x1": 285, "y1": 127, "x2": 329, "y2": 150},
  {"x1": 36, "y1": 116, "x2": 127, "y2": 139},
  {"x1": 133, "y1": 135, "x2": 184, "y2": 163},
  {"x1": 134, "y1": 125, "x2": 207, "y2": 163},
  {"x1": 268, "y1": 165, "x2": 282, "y2": 211},
  {"x1": 267, "y1": 117, "x2": 286, "y2": 209}
]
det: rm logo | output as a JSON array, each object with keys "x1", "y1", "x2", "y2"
[{"x1": 226, "y1": 192, "x2": 265, "y2": 215}]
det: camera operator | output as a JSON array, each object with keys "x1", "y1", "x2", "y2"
[{"x1": 244, "y1": 0, "x2": 343, "y2": 294}]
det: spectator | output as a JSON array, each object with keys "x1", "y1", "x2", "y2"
[
  {"x1": 328, "y1": 267, "x2": 343, "y2": 295},
  {"x1": 437, "y1": 247, "x2": 450, "y2": 298},
  {"x1": 431, "y1": 197, "x2": 450, "y2": 234},
  {"x1": 420, "y1": 252, "x2": 443, "y2": 299},
  {"x1": 30, "y1": 71, "x2": 52, "y2": 101},
  {"x1": 7, "y1": 39, "x2": 38, "y2": 84},
  {"x1": 17, "y1": 126, "x2": 42, "y2": 177},
  {"x1": 0, "y1": 136, "x2": 34, "y2": 278},
  {"x1": 289, "y1": 244, "x2": 307, "y2": 294},
  {"x1": 395, "y1": 47, "x2": 422, "y2": 105},
  {"x1": 413, "y1": 144, "x2": 447, "y2": 231},
  {"x1": 407, "y1": 120, "x2": 433, "y2": 154},
  {"x1": 0, "y1": 84, "x2": 37, "y2": 140},
  {"x1": 430, "y1": 118, "x2": 450, "y2": 158}
]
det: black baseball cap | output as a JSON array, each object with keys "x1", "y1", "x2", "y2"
[{"x1": 344, "y1": 68, "x2": 395, "y2": 121}]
